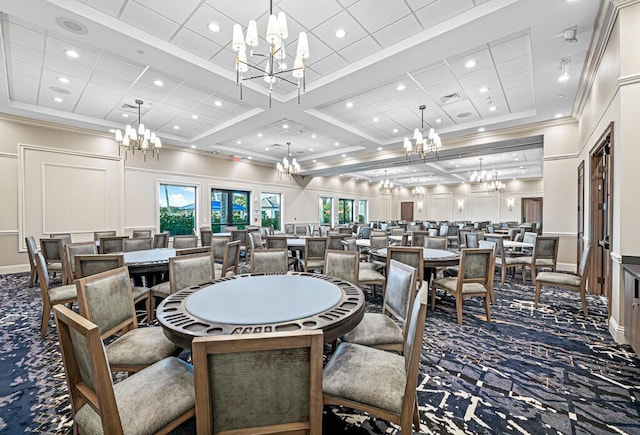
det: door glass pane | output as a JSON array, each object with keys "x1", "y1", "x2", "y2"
[{"x1": 211, "y1": 189, "x2": 250, "y2": 232}]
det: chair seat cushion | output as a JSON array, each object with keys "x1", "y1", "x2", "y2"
[
  {"x1": 517, "y1": 257, "x2": 555, "y2": 267},
  {"x1": 495, "y1": 256, "x2": 528, "y2": 266},
  {"x1": 359, "y1": 261, "x2": 377, "y2": 270},
  {"x1": 323, "y1": 342, "x2": 405, "y2": 414},
  {"x1": 150, "y1": 281, "x2": 171, "y2": 297},
  {"x1": 536, "y1": 271, "x2": 581, "y2": 287},
  {"x1": 106, "y1": 327, "x2": 178, "y2": 368},
  {"x1": 341, "y1": 313, "x2": 403, "y2": 347},
  {"x1": 48, "y1": 284, "x2": 77, "y2": 304},
  {"x1": 358, "y1": 268, "x2": 386, "y2": 283},
  {"x1": 75, "y1": 357, "x2": 194, "y2": 435},
  {"x1": 300, "y1": 259, "x2": 325, "y2": 270},
  {"x1": 433, "y1": 277, "x2": 488, "y2": 295},
  {"x1": 132, "y1": 286, "x2": 150, "y2": 301},
  {"x1": 47, "y1": 262, "x2": 64, "y2": 272}
]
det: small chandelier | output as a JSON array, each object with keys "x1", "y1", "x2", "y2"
[
  {"x1": 276, "y1": 142, "x2": 300, "y2": 179},
  {"x1": 403, "y1": 105, "x2": 441, "y2": 161},
  {"x1": 483, "y1": 170, "x2": 506, "y2": 192},
  {"x1": 232, "y1": 0, "x2": 310, "y2": 109},
  {"x1": 114, "y1": 99, "x2": 161, "y2": 161},
  {"x1": 412, "y1": 179, "x2": 425, "y2": 198},
  {"x1": 379, "y1": 170, "x2": 393, "y2": 194},
  {"x1": 470, "y1": 157, "x2": 489, "y2": 186}
]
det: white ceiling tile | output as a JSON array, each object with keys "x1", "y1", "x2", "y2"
[
  {"x1": 406, "y1": 0, "x2": 438, "y2": 12},
  {"x1": 5, "y1": 21, "x2": 44, "y2": 51},
  {"x1": 210, "y1": 47, "x2": 239, "y2": 72},
  {"x1": 9, "y1": 74, "x2": 39, "y2": 104},
  {"x1": 414, "y1": 0, "x2": 474, "y2": 29},
  {"x1": 501, "y1": 70, "x2": 533, "y2": 90},
  {"x1": 373, "y1": 15, "x2": 422, "y2": 48},
  {"x1": 279, "y1": 0, "x2": 343, "y2": 30},
  {"x1": 458, "y1": 67, "x2": 499, "y2": 89},
  {"x1": 348, "y1": 0, "x2": 411, "y2": 34},
  {"x1": 205, "y1": 0, "x2": 271, "y2": 30},
  {"x1": 338, "y1": 36, "x2": 380, "y2": 63},
  {"x1": 43, "y1": 54, "x2": 94, "y2": 81},
  {"x1": 308, "y1": 53, "x2": 349, "y2": 76},
  {"x1": 89, "y1": 70, "x2": 131, "y2": 90},
  {"x1": 134, "y1": 0, "x2": 200, "y2": 24},
  {"x1": 440, "y1": 99, "x2": 480, "y2": 123},
  {"x1": 8, "y1": 58, "x2": 41, "y2": 78},
  {"x1": 424, "y1": 79, "x2": 463, "y2": 101},
  {"x1": 311, "y1": 11, "x2": 367, "y2": 52},
  {"x1": 173, "y1": 84, "x2": 210, "y2": 103},
  {"x1": 120, "y1": 1, "x2": 181, "y2": 40},
  {"x1": 162, "y1": 94, "x2": 198, "y2": 110},
  {"x1": 490, "y1": 34, "x2": 531, "y2": 63},
  {"x1": 46, "y1": 35, "x2": 100, "y2": 68},
  {"x1": 94, "y1": 55, "x2": 145, "y2": 81},
  {"x1": 78, "y1": 0, "x2": 127, "y2": 17},
  {"x1": 184, "y1": 3, "x2": 237, "y2": 48},
  {"x1": 7, "y1": 43, "x2": 43, "y2": 66},
  {"x1": 411, "y1": 63, "x2": 453, "y2": 88},
  {"x1": 496, "y1": 54, "x2": 532, "y2": 78},
  {"x1": 39, "y1": 85, "x2": 80, "y2": 110},
  {"x1": 124, "y1": 83, "x2": 166, "y2": 106},
  {"x1": 171, "y1": 28, "x2": 222, "y2": 60},
  {"x1": 447, "y1": 47, "x2": 492, "y2": 76},
  {"x1": 299, "y1": 32, "x2": 333, "y2": 62},
  {"x1": 505, "y1": 83, "x2": 534, "y2": 99},
  {"x1": 75, "y1": 83, "x2": 123, "y2": 117},
  {"x1": 337, "y1": 0, "x2": 359, "y2": 7},
  {"x1": 140, "y1": 70, "x2": 182, "y2": 93}
]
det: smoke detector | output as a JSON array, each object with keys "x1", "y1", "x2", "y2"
[{"x1": 563, "y1": 26, "x2": 578, "y2": 44}]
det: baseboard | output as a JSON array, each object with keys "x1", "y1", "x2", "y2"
[
  {"x1": 0, "y1": 263, "x2": 30, "y2": 275},
  {"x1": 609, "y1": 316, "x2": 627, "y2": 345},
  {"x1": 556, "y1": 262, "x2": 576, "y2": 273}
]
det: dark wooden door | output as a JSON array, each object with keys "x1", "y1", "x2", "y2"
[
  {"x1": 590, "y1": 125, "x2": 613, "y2": 306},
  {"x1": 521, "y1": 197, "x2": 543, "y2": 225},
  {"x1": 401, "y1": 202, "x2": 414, "y2": 221},
  {"x1": 577, "y1": 161, "x2": 585, "y2": 266}
]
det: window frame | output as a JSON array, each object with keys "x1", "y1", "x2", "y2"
[
  {"x1": 338, "y1": 198, "x2": 354, "y2": 225},
  {"x1": 358, "y1": 199, "x2": 369, "y2": 224},
  {"x1": 156, "y1": 181, "x2": 199, "y2": 237},
  {"x1": 260, "y1": 191, "x2": 283, "y2": 231},
  {"x1": 319, "y1": 196, "x2": 334, "y2": 227},
  {"x1": 210, "y1": 188, "x2": 252, "y2": 232}
]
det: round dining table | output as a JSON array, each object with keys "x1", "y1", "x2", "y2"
[
  {"x1": 156, "y1": 272, "x2": 365, "y2": 348},
  {"x1": 371, "y1": 247, "x2": 460, "y2": 282},
  {"x1": 124, "y1": 248, "x2": 176, "y2": 286}
]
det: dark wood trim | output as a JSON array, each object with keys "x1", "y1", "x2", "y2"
[{"x1": 577, "y1": 160, "x2": 585, "y2": 267}]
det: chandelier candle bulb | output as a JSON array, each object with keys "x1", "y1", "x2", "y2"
[{"x1": 114, "y1": 99, "x2": 161, "y2": 161}]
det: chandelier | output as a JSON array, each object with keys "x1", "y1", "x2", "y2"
[
  {"x1": 114, "y1": 99, "x2": 161, "y2": 161},
  {"x1": 483, "y1": 170, "x2": 506, "y2": 192},
  {"x1": 379, "y1": 170, "x2": 393, "y2": 194},
  {"x1": 470, "y1": 158, "x2": 505, "y2": 191},
  {"x1": 412, "y1": 179, "x2": 425, "y2": 198},
  {"x1": 276, "y1": 142, "x2": 300, "y2": 179},
  {"x1": 470, "y1": 158, "x2": 488, "y2": 185},
  {"x1": 403, "y1": 105, "x2": 441, "y2": 161},
  {"x1": 232, "y1": 0, "x2": 310, "y2": 108}
]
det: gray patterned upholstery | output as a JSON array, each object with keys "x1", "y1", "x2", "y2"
[
  {"x1": 411, "y1": 231, "x2": 428, "y2": 247},
  {"x1": 465, "y1": 233, "x2": 480, "y2": 248},
  {"x1": 75, "y1": 357, "x2": 194, "y2": 435},
  {"x1": 369, "y1": 235, "x2": 388, "y2": 250},
  {"x1": 200, "y1": 228, "x2": 212, "y2": 247},
  {"x1": 40, "y1": 238, "x2": 63, "y2": 263},
  {"x1": 124, "y1": 238, "x2": 152, "y2": 252},
  {"x1": 66, "y1": 243, "x2": 98, "y2": 274},
  {"x1": 384, "y1": 260, "x2": 416, "y2": 321},
  {"x1": 25, "y1": 236, "x2": 38, "y2": 287},
  {"x1": 329, "y1": 235, "x2": 347, "y2": 250},
  {"x1": 515, "y1": 257, "x2": 555, "y2": 266},
  {"x1": 51, "y1": 233, "x2": 72, "y2": 246},
  {"x1": 424, "y1": 237, "x2": 447, "y2": 249},
  {"x1": 75, "y1": 255, "x2": 122, "y2": 279},
  {"x1": 105, "y1": 327, "x2": 179, "y2": 369},
  {"x1": 461, "y1": 250, "x2": 490, "y2": 280},
  {"x1": 294, "y1": 224, "x2": 309, "y2": 236},
  {"x1": 171, "y1": 253, "x2": 214, "y2": 293},
  {"x1": 153, "y1": 232, "x2": 170, "y2": 249},
  {"x1": 341, "y1": 313, "x2": 403, "y2": 346},
  {"x1": 173, "y1": 235, "x2": 198, "y2": 249},
  {"x1": 432, "y1": 277, "x2": 488, "y2": 294},
  {"x1": 210, "y1": 236, "x2": 230, "y2": 262},
  {"x1": 93, "y1": 231, "x2": 116, "y2": 241},
  {"x1": 151, "y1": 281, "x2": 171, "y2": 297},
  {"x1": 535, "y1": 272, "x2": 581, "y2": 287},
  {"x1": 251, "y1": 249, "x2": 288, "y2": 274},
  {"x1": 82, "y1": 271, "x2": 134, "y2": 335},
  {"x1": 358, "y1": 268, "x2": 385, "y2": 283},
  {"x1": 132, "y1": 230, "x2": 152, "y2": 238},
  {"x1": 49, "y1": 284, "x2": 77, "y2": 304},
  {"x1": 99, "y1": 236, "x2": 127, "y2": 254},
  {"x1": 325, "y1": 250, "x2": 358, "y2": 284},
  {"x1": 300, "y1": 238, "x2": 328, "y2": 272}
]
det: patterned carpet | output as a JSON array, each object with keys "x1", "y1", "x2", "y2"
[{"x1": 1, "y1": 270, "x2": 639, "y2": 434}]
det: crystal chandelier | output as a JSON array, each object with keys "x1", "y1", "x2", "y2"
[
  {"x1": 379, "y1": 170, "x2": 393, "y2": 194},
  {"x1": 232, "y1": 0, "x2": 310, "y2": 108},
  {"x1": 403, "y1": 105, "x2": 441, "y2": 161},
  {"x1": 276, "y1": 142, "x2": 300, "y2": 179},
  {"x1": 412, "y1": 179, "x2": 425, "y2": 198},
  {"x1": 114, "y1": 99, "x2": 161, "y2": 161}
]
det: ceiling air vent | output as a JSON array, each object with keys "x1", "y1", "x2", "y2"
[{"x1": 440, "y1": 92, "x2": 462, "y2": 105}]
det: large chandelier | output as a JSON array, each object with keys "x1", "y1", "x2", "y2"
[
  {"x1": 379, "y1": 170, "x2": 393, "y2": 194},
  {"x1": 403, "y1": 105, "x2": 441, "y2": 161},
  {"x1": 484, "y1": 170, "x2": 506, "y2": 192},
  {"x1": 470, "y1": 158, "x2": 505, "y2": 192},
  {"x1": 232, "y1": 0, "x2": 310, "y2": 109},
  {"x1": 412, "y1": 179, "x2": 425, "y2": 198},
  {"x1": 470, "y1": 158, "x2": 488, "y2": 186},
  {"x1": 276, "y1": 142, "x2": 300, "y2": 179},
  {"x1": 114, "y1": 99, "x2": 161, "y2": 161}
]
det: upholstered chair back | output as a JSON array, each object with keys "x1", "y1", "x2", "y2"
[
  {"x1": 251, "y1": 250, "x2": 288, "y2": 274},
  {"x1": 51, "y1": 233, "x2": 72, "y2": 246},
  {"x1": 324, "y1": 250, "x2": 358, "y2": 285},
  {"x1": 26, "y1": 235, "x2": 38, "y2": 267},
  {"x1": 200, "y1": 228, "x2": 212, "y2": 247},
  {"x1": 305, "y1": 237, "x2": 328, "y2": 260},
  {"x1": 411, "y1": 231, "x2": 428, "y2": 248},
  {"x1": 465, "y1": 233, "x2": 480, "y2": 248},
  {"x1": 34, "y1": 252, "x2": 52, "y2": 290},
  {"x1": 41, "y1": 238, "x2": 64, "y2": 262},
  {"x1": 343, "y1": 238, "x2": 357, "y2": 252},
  {"x1": 93, "y1": 231, "x2": 116, "y2": 241},
  {"x1": 533, "y1": 237, "x2": 559, "y2": 262},
  {"x1": 328, "y1": 234, "x2": 347, "y2": 250},
  {"x1": 424, "y1": 237, "x2": 447, "y2": 250},
  {"x1": 230, "y1": 230, "x2": 248, "y2": 247},
  {"x1": 369, "y1": 235, "x2": 388, "y2": 250},
  {"x1": 284, "y1": 223, "x2": 295, "y2": 235},
  {"x1": 438, "y1": 225, "x2": 448, "y2": 237},
  {"x1": 389, "y1": 228, "x2": 404, "y2": 237},
  {"x1": 153, "y1": 232, "x2": 170, "y2": 249},
  {"x1": 99, "y1": 236, "x2": 129, "y2": 254},
  {"x1": 384, "y1": 260, "x2": 417, "y2": 323},
  {"x1": 447, "y1": 226, "x2": 459, "y2": 237},
  {"x1": 295, "y1": 224, "x2": 309, "y2": 236},
  {"x1": 387, "y1": 247, "x2": 424, "y2": 285},
  {"x1": 460, "y1": 249, "x2": 492, "y2": 282},
  {"x1": 478, "y1": 240, "x2": 497, "y2": 256},
  {"x1": 75, "y1": 254, "x2": 124, "y2": 279},
  {"x1": 170, "y1": 253, "x2": 215, "y2": 294},
  {"x1": 132, "y1": 230, "x2": 152, "y2": 238},
  {"x1": 173, "y1": 235, "x2": 198, "y2": 249},
  {"x1": 265, "y1": 236, "x2": 287, "y2": 250},
  {"x1": 407, "y1": 224, "x2": 422, "y2": 233},
  {"x1": 76, "y1": 267, "x2": 136, "y2": 337},
  {"x1": 248, "y1": 231, "x2": 264, "y2": 251},
  {"x1": 404, "y1": 289, "x2": 428, "y2": 374},
  {"x1": 211, "y1": 236, "x2": 230, "y2": 262},
  {"x1": 65, "y1": 242, "x2": 98, "y2": 280},
  {"x1": 523, "y1": 232, "x2": 538, "y2": 245},
  {"x1": 486, "y1": 225, "x2": 495, "y2": 234},
  {"x1": 578, "y1": 245, "x2": 592, "y2": 277},
  {"x1": 123, "y1": 237, "x2": 153, "y2": 252},
  {"x1": 483, "y1": 235, "x2": 505, "y2": 259},
  {"x1": 508, "y1": 228, "x2": 521, "y2": 241},
  {"x1": 221, "y1": 241, "x2": 241, "y2": 276}
]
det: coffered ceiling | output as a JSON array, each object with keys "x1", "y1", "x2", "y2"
[{"x1": 0, "y1": 0, "x2": 602, "y2": 186}]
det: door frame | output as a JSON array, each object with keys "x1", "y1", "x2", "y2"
[
  {"x1": 589, "y1": 122, "x2": 614, "y2": 308},
  {"x1": 521, "y1": 197, "x2": 543, "y2": 226},
  {"x1": 577, "y1": 160, "x2": 585, "y2": 266},
  {"x1": 400, "y1": 202, "x2": 414, "y2": 222}
]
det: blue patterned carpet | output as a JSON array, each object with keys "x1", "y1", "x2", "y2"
[{"x1": 1, "y1": 270, "x2": 639, "y2": 434}]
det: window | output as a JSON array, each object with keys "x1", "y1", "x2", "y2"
[
  {"x1": 358, "y1": 200, "x2": 368, "y2": 223},
  {"x1": 319, "y1": 197, "x2": 333, "y2": 226},
  {"x1": 211, "y1": 189, "x2": 250, "y2": 233},
  {"x1": 261, "y1": 192, "x2": 281, "y2": 231},
  {"x1": 159, "y1": 184, "x2": 197, "y2": 236},
  {"x1": 338, "y1": 199, "x2": 354, "y2": 224}
]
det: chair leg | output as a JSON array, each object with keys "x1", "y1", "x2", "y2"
[
  {"x1": 521, "y1": 266, "x2": 527, "y2": 284},
  {"x1": 41, "y1": 302, "x2": 51, "y2": 338},
  {"x1": 413, "y1": 395, "x2": 421, "y2": 430},
  {"x1": 145, "y1": 295, "x2": 152, "y2": 323},
  {"x1": 580, "y1": 286, "x2": 588, "y2": 317},
  {"x1": 455, "y1": 294, "x2": 463, "y2": 325},
  {"x1": 501, "y1": 266, "x2": 506, "y2": 285},
  {"x1": 534, "y1": 282, "x2": 541, "y2": 307},
  {"x1": 530, "y1": 266, "x2": 537, "y2": 285},
  {"x1": 430, "y1": 285, "x2": 437, "y2": 310},
  {"x1": 29, "y1": 270, "x2": 35, "y2": 288},
  {"x1": 484, "y1": 295, "x2": 491, "y2": 322}
]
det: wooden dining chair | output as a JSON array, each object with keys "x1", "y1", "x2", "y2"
[
  {"x1": 215, "y1": 240, "x2": 241, "y2": 278},
  {"x1": 251, "y1": 249, "x2": 288, "y2": 274},
  {"x1": 299, "y1": 237, "x2": 328, "y2": 273},
  {"x1": 192, "y1": 330, "x2": 323, "y2": 434},
  {"x1": 123, "y1": 237, "x2": 153, "y2": 252},
  {"x1": 53, "y1": 305, "x2": 195, "y2": 434},
  {"x1": 25, "y1": 235, "x2": 39, "y2": 287},
  {"x1": 200, "y1": 227, "x2": 212, "y2": 247},
  {"x1": 40, "y1": 238, "x2": 65, "y2": 282},
  {"x1": 324, "y1": 249, "x2": 359, "y2": 285},
  {"x1": 153, "y1": 231, "x2": 170, "y2": 248},
  {"x1": 173, "y1": 235, "x2": 198, "y2": 249},
  {"x1": 93, "y1": 230, "x2": 116, "y2": 241},
  {"x1": 132, "y1": 229, "x2": 152, "y2": 238},
  {"x1": 210, "y1": 235, "x2": 230, "y2": 264},
  {"x1": 63, "y1": 241, "x2": 98, "y2": 283},
  {"x1": 34, "y1": 252, "x2": 77, "y2": 338},
  {"x1": 265, "y1": 236, "x2": 298, "y2": 270}
]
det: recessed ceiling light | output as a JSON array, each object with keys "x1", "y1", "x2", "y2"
[
  {"x1": 335, "y1": 28, "x2": 347, "y2": 39},
  {"x1": 557, "y1": 95, "x2": 564, "y2": 99},
  {"x1": 236, "y1": 140, "x2": 242, "y2": 144},
  {"x1": 514, "y1": 157, "x2": 519, "y2": 161},
  {"x1": 282, "y1": 124, "x2": 289, "y2": 129},
  {"x1": 64, "y1": 49, "x2": 79, "y2": 58},
  {"x1": 191, "y1": 145, "x2": 196, "y2": 149},
  {"x1": 396, "y1": 84, "x2": 406, "y2": 91},
  {"x1": 53, "y1": 97, "x2": 63, "y2": 103},
  {"x1": 465, "y1": 59, "x2": 476, "y2": 68},
  {"x1": 435, "y1": 118, "x2": 442, "y2": 123},
  {"x1": 122, "y1": 113, "x2": 129, "y2": 118},
  {"x1": 377, "y1": 147, "x2": 383, "y2": 151},
  {"x1": 311, "y1": 134, "x2": 316, "y2": 138},
  {"x1": 346, "y1": 101, "x2": 353, "y2": 108},
  {"x1": 392, "y1": 128, "x2": 398, "y2": 133},
  {"x1": 479, "y1": 86, "x2": 489, "y2": 93},
  {"x1": 489, "y1": 106, "x2": 497, "y2": 111},
  {"x1": 456, "y1": 165, "x2": 460, "y2": 168},
  {"x1": 207, "y1": 22, "x2": 220, "y2": 32},
  {"x1": 57, "y1": 77, "x2": 70, "y2": 84},
  {"x1": 478, "y1": 127, "x2": 485, "y2": 132},
  {"x1": 214, "y1": 100, "x2": 222, "y2": 107},
  {"x1": 257, "y1": 133, "x2": 263, "y2": 137},
  {"x1": 341, "y1": 154, "x2": 346, "y2": 157},
  {"x1": 191, "y1": 114, "x2": 199, "y2": 120},
  {"x1": 265, "y1": 147, "x2": 269, "y2": 151},
  {"x1": 153, "y1": 79, "x2": 164, "y2": 87},
  {"x1": 554, "y1": 113, "x2": 563, "y2": 118},
  {"x1": 108, "y1": 129, "x2": 115, "y2": 133},
  {"x1": 309, "y1": 148, "x2": 314, "y2": 151},
  {"x1": 313, "y1": 159, "x2": 317, "y2": 163},
  {"x1": 372, "y1": 117, "x2": 379, "y2": 122},
  {"x1": 247, "y1": 156, "x2": 252, "y2": 159},
  {"x1": 334, "y1": 142, "x2": 339, "y2": 146},
  {"x1": 173, "y1": 125, "x2": 180, "y2": 130}
]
